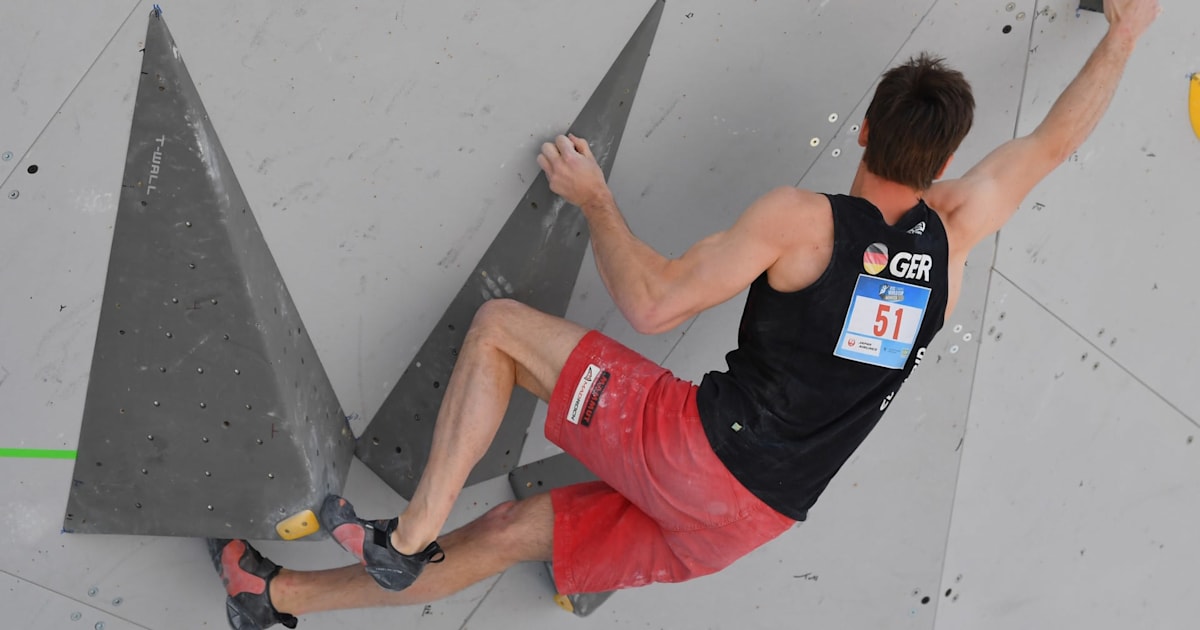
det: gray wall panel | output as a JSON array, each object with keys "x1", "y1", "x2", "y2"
[
  {"x1": 0, "y1": 0, "x2": 139, "y2": 183},
  {"x1": 937, "y1": 275, "x2": 1199, "y2": 629},
  {"x1": 0, "y1": 572, "x2": 142, "y2": 630},
  {"x1": 992, "y1": 0, "x2": 1200, "y2": 420},
  {"x1": 938, "y1": 2, "x2": 1200, "y2": 628}
]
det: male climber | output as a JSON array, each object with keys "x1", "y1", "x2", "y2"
[{"x1": 209, "y1": 1, "x2": 1160, "y2": 627}]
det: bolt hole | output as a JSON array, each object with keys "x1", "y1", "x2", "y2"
[
  {"x1": 921, "y1": 596, "x2": 931, "y2": 605},
  {"x1": 395, "y1": 446, "x2": 403, "y2": 454},
  {"x1": 1002, "y1": 25, "x2": 1013, "y2": 34},
  {"x1": 372, "y1": 437, "x2": 380, "y2": 445},
  {"x1": 26, "y1": 165, "x2": 38, "y2": 174}
]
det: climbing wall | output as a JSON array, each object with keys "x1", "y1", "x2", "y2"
[
  {"x1": 356, "y1": 0, "x2": 665, "y2": 498},
  {"x1": 64, "y1": 8, "x2": 354, "y2": 540},
  {"x1": 935, "y1": 1, "x2": 1200, "y2": 626},
  {"x1": 0, "y1": 1, "x2": 1195, "y2": 629}
]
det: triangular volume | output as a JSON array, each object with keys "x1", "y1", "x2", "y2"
[
  {"x1": 64, "y1": 9, "x2": 354, "y2": 539},
  {"x1": 357, "y1": 0, "x2": 665, "y2": 498}
]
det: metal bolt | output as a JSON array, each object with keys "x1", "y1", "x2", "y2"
[
  {"x1": 146, "y1": 435, "x2": 153, "y2": 441},
  {"x1": 1006, "y1": 2, "x2": 1016, "y2": 11},
  {"x1": 850, "y1": 124, "x2": 860, "y2": 133},
  {"x1": 70, "y1": 612, "x2": 82, "y2": 621},
  {"x1": 233, "y1": 368, "x2": 241, "y2": 375},
  {"x1": 207, "y1": 504, "x2": 214, "y2": 511},
  {"x1": 202, "y1": 437, "x2": 209, "y2": 443},
  {"x1": 197, "y1": 367, "x2": 204, "y2": 374},
  {"x1": 8, "y1": 190, "x2": 18, "y2": 199},
  {"x1": 88, "y1": 587, "x2": 98, "y2": 597},
  {"x1": 950, "y1": 345, "x2": 960, "y2": 354},
  {"x1": 165, "y1": 332, "x2": 173, "y2": 338},
  {"x1": 112, "y1": 597, "x2": 123, "y2": 606},
  {"x1": 153, "y1": 401, "x2": 160, "y2": 407},
  {"x1": 199, "y1": 402, "x2": 206, "y2": 408},
  {"x1": 256, "y1": 438, "x2": 263, "y2": 445},
  {"x1": 267, "y1": 473, "x2": 274, "y2": 479},
  {"x1": 245, "y1": 403, "x2": 252, "y2": 410},
  {"x1": 184, "y1": 221, "x2": 192, "y2": 228},
  {"x1": 1, "y1": 151, "x2": 12, "y2": 161},
  {"x1": 96, "y1": 622, "x2": 105, "y2": 630},
  {"x1": 963, "y1": 333, "x2": 973, "y2": 342},
  {"x1": 140, "y1": 468, "x2": 148, "y2": 474},
  {"x1": 1017, "y1": 11, "x2": 1026, "y2": 20},
  {"x1": 188, "y1": 263, "x2": 195, "y2": 269}
]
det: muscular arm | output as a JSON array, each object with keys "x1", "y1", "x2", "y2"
[
  {"x1": 538, "y1": 136, "x2": 822, "y2": 334},
  {"x1": 936, "y1": 0, "x2": 1160, "y2": 251}
]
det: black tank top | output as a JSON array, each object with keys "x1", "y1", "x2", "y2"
[{"x1": 697, "y1": 194, "x2": 949, "y2": 521}]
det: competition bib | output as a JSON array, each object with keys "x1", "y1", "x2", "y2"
[{"x1": 833, "y1": 274, "x2": 930, "y2": 370}]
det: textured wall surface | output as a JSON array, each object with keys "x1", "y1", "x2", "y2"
[{"x1": 0, "y1": 1, "x2": 1194, "y2": 628}]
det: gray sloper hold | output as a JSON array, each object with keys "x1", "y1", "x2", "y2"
[
  {"x1": 356, "y1": 0, "x2": 666, "y2": 498},
  {"x1": 64, "y1": 9, "x2": 354, "y2": 539}
]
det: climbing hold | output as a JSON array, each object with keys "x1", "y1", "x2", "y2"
[
  {"x1": 1189, "y1": 73, "x2": 1200, "y2": 140},
  {"x1": 275, "y1": 509, "x2": 320, "y2": 540}
]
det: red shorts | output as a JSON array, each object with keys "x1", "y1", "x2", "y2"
[{"x1": 545, "y1": 331, "x2": 794, "y2": 595}]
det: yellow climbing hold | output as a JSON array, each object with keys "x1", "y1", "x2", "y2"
[
  {"x1": 1190, "y1": 73, "x2": 1200, "y2": 140},
  {"x1": 275, "y1": 509, "x2": 320, "y2": 540},
  {"x1": 553, "y1": 593, "x2": 576, "y2": 614}
]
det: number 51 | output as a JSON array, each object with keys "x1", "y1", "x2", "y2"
[{"x1": 873, "y1": 303, "x2": 904, "y2": 340}]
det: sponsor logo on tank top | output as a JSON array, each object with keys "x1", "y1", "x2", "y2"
[
  {"x1": 568, "y1": 364, "x2": 610, "y2": 427},
  {"x1": 907, "y1": 221, "x2": 926, "y2": 235}
]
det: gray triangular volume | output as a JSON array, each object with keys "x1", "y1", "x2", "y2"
[
  {"x1": 357, "y1": 0, "x2": 665, "y2": 498},
  {"x1": 64, "y1": 9, "x2": 354, "y2": 539}
]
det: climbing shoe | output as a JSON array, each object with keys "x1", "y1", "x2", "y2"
[
  {"x1": 319, "y1": 494, "x2": 445, "y2": 591},
  {"x1": 208, "y1": 538, "x2": 298, "y2": 630}
]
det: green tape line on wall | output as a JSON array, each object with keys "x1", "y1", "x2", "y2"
[{"x1": 0, "y1": 448, "x2": 77, "y2": 459}]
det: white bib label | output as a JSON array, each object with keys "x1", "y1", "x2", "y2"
[{"x1": 834, "y1": 275, "x2": 930, "y2": 370}]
